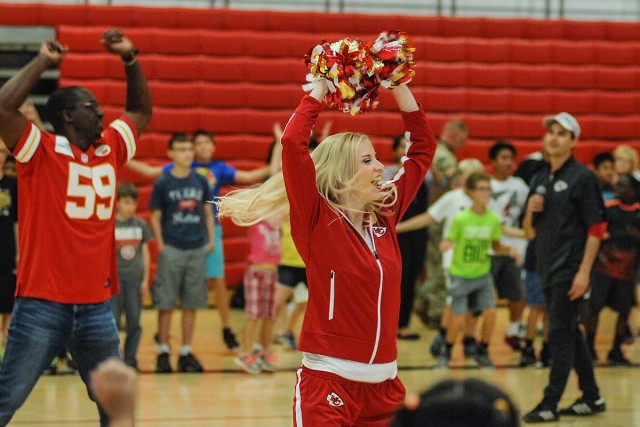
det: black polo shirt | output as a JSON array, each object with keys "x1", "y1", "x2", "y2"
[{"x1": 529, "y1": 156, "x2": 606, "y2": 288}]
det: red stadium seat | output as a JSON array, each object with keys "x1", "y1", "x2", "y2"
[
  {"x1": 224, "y1": 262, "x2": 248, "y2": 288},
  {"x1": 509, "y1": 40, "x2": 553, "y2": 64},
  {"x1": 136, "y1": 185, "x2": 154, "y2": 214},
  {"x1": 467, "y1": 39, "x2": 511, "y2": 63},
  {"x1": 552, "y1": 41, "x2": 596, "y2": 65},
  {"x1": 509, "y1": 89, "x2": 553, "y2": 113},
  {"x1": 223, "y1": 236, "x2": 251, "y2": 262}
]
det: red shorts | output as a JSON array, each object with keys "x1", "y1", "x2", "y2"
[
  {"x1": 243, "y1": 265, "x2": 277, "y2": 320},
  {"x1": 293, "y1": 366, "x2": 405, "y2": 427}
]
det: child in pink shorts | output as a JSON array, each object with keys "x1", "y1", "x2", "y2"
[{"x1": 235, "y1": 218, "x2": 281, "y2": 373}]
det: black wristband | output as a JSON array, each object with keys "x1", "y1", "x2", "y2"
[{"x1": 121, "y1": 48, "x2": 139, "y2": 65}]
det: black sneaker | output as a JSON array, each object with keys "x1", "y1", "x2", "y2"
[
  {"x1": 178, "y1": 353, "x2": 204, "y2": 373},
  {"x1": 520, "y1": 347, "x2": 539, "y2": 367},
  {"x1": 522, "y1": 403, "x2": 559, "y2": 423},
  {"x1": 463, "y1": 336, "x2": 477, "y2": 358},
  {"x1": 156, "y1": 352, "x2": 173, "y2": 373},
  {"x1": 607, "y1": 349, "x2": 631, "y2": 366},
  {"x1": 474, "y1": 346, "x2": 494, "y2": 368},
  {"x1": 429, "y1": 333, "x2": 444, "y2": 357},
  {"x1": 223, "y1": 328, "x2": 240, "y2": 352},
  {"x1": 558, "y1": 397, "x2": 605, "y2": 416}
]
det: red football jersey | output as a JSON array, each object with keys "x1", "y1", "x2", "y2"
[{"x1": 13, "y1": 117, "x2": 137, "y2": 303}]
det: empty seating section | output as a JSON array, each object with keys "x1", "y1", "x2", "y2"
[{"x1": 6, "y1": 4, "x2": 640, "y2": 286}]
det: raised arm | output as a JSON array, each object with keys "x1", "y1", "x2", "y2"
[
  {"x1": 125, "y1": 159, "x2": 163, "y2": 179},
  {"x1": 0, "y1": 41, "x2": 65, "y2": 150},
  {"x1": 101, "y1": 29, "x2": 152, "y2": 136},
  {"x1": 391, "y1": 84, "x2": 419, "y2": 113}
]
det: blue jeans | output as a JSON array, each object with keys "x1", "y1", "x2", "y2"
[
  {"x1": 0, "y1": 297, "x2": 120, "y2": 427},
  {"x1": 111, "y1": 279, "x2": 143, "y2": 367}
]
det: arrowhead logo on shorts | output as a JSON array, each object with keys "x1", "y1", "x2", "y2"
[
  {"x1": 372, "y1": 226, "x2": 387, "y2": 238},
  {"x1": 327, "y1": 392, "x2": 344, "y2": 407}
]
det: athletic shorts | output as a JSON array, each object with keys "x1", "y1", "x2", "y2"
[
  {"x1": 206, "y1": 223, "x2": 225, "y2": 279},
  {"x1": 589, "y1": 271, "x2": 635, "y2": 315},
  {"x1": 152, "y1": 244, "x2": 208, "y2": 310},
  {"x1": 293, "y1": 366, "x2": 405, "y2": 427},
  {"x1": 243, "y1": 265, "x2": 277, "y2": 320},
  {"x1": 277, "y1": 265, "x2": 307, "y2": 289},
  {"x1": 525, "y1": 270, "x2": 546, "y2": 308},
  {"x1": 490, "y1": 255, "x2": 523, "y2": 301},
  {"x1": 449, "y1": 274, "x2": 496, "y2": 315},
  {"x1": 0, "y1": 272, "x2": 16, "y2": 314}
]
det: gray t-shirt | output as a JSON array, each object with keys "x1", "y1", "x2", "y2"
[{"x1": 115, "y1": 216, "x2": 153, "y2": 283}]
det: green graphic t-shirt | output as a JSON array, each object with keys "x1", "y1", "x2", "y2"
[{"x1": 448, "y1": 208, "x2": 502, "y2": 278}]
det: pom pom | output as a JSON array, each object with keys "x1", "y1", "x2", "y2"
[
  {"x1": 303, "y1": 30, "x2": 415, "y2": 115},
  {"x1": 368, "y1": 30, "x2": 415, "y2": 89}
]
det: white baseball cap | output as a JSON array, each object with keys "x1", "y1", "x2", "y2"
[{"x1": 543, "y1": 112, "x2": 581, "y2": 140}]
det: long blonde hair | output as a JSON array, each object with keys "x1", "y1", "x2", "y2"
[{"x1": 216, "y1": 132, "x2": 397, "y2": 226}]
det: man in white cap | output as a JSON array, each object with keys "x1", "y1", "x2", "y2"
[{"x1": 521, "y1": 113, "x2": 607, "y2": 423}]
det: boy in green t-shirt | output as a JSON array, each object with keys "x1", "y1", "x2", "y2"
[{"x1": 438, "y1": 172, "x2": 522, "y2": 368}]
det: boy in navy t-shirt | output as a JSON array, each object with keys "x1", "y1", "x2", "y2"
[{"x1": 149, "y1": 133, "x2": 214, "y2": 373}]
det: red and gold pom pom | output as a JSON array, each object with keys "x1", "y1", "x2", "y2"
[
  {"x1": 368, "y1": 30, "x2": 415, "y2": 89},
  {"x1": 303, "y1": 30, "x2": 415, "y2": 115}
]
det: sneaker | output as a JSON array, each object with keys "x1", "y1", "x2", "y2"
[
  {"x1": 235, "y1": 353, "x2": 261, "y2": 374},
  {"x1": 156, "y1": 352, "x2": 173, "y2": 373},
  {"x1": 178, "y1": 353, "x2": 204, "y2": 373},
  {"x1": 280, "y1": 331, "x2": 297, "y2": 350},
  {"x1": 463, "y1": 336, "x2": 477, "y2": 358},
  {"x1": 256, "y1": 351, "x2": 277, "y2": 372},
  {"x1": 434, "y1": 351, "x2": 450, "y2": 368},
  {"x1": 475, "y1": 348, "x2": 495, "y2": 368},
  {"x1": 429, "y1": 333, "x2": 444, "y2": 358},
  {"x1": 505, "y1": 335, "x2": 522, "y2": 352},
  {"x1": 520, "y1": 347, "x2": 539, "y2": 367},
  {"x1": 522, "y1": 403, "x2": 559, "y2": 423},
  {"x1": 223, "y1": 328, "x2": 240, "y2": 352},
  {"x1": 44, "y1": 359, "x2": 58, "y2": 375},
  {"x1": 607, "y1": 349, "x2": 631, "y2": 366},
  {"x1": 558, "y1": 397, "x2": 605, "y2": 416}
]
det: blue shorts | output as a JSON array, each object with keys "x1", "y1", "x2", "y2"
[
  {"x1": 206, "y1": 223, "x2": 225, "y2": 279},
  {"x1": 525, "y1": 270, "x2": 546, "y2": 308}
]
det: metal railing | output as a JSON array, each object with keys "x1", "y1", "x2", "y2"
[{"x1": 66, "y1": 0, "x2": 640, "y2": 21}]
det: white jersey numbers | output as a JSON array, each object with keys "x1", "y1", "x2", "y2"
[{"x1": 65, "y1": 163, "x2": 116, "y2": 220}]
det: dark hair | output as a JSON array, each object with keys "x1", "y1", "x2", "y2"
[
  {"x1": 390, "y1": 378, "x2": 520, "y2": 427},
  {"x1": 4, "y1": 155, "x2": 15, "y2": 165},
  {"x1": 593, "y1": 152, "x2": 614, "y2": 169},
  {"x1": 117, "y1": 182, "x2": 138, "y2": 200},
  {"x1": 465, "y1": 171, "x2": 492, "y2": 190},
  {"x1": 489, "y1": 139, "x2": 516, "y2": 160},
  {"x1": 167, "y1": 132, "x2": 192, "y2": 149},
  {"x1": 192, "y1": 129, "x2": 215, "y2": 144},
  {"x1": 392, "y1": 134, "x2": 406, "y2": 151},
  {"x1": 46, "y1": 86, "x2": 86, "y2": 132}
]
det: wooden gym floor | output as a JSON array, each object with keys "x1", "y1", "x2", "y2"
[{"x1": 9, "y1": 307, "x2": 640, "y2": 426}]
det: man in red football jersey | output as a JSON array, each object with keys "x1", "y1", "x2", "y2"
[{"x1": 0, "y1": 29, "x2": 151, "y2": 427}]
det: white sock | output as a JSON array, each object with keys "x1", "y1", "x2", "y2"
[
  {"x1": 508, "y1": 322, "x2": 520, "y2": 337},
  {"x1": 180, "y1": 345, "x2": 192, "y2": 356},
  {"x1": 158, "y1": 344, "x2": 170, "y2": 354}
]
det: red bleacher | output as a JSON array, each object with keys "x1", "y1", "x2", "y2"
[{"x1": 4, "y1": 4, "x2": 640, "y2": 286}]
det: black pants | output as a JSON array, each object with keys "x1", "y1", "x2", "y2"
[
  {"x1": 397, "y1": 231, "x2": 427, "y2": 328},
  {"x1": 542, "y1": 282, "x2": 600, "y2": 408}
]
